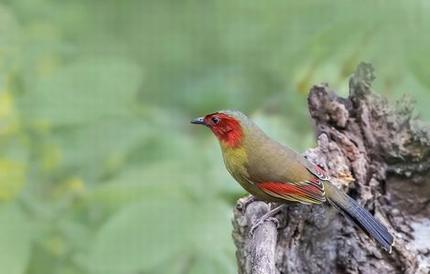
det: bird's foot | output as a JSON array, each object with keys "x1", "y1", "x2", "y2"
[
  {"x1": 249, "y1": 216, "x2": 279, "y2": 236},
  {"x1": 236, "y1": 195, "x2": 256, "y2": 211},
  {"x1": 248, "y1": 204, "x2": 286, "y2": 237}
]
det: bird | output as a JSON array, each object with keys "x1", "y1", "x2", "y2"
[{"x1": 191, "y1": 110, "x2": 394, "y2": 252}]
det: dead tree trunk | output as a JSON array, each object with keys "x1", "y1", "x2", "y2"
[{"x1": 232, "y1": 63, "x2": 430, "y2": 274}]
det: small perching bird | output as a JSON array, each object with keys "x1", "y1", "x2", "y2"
[{"x1": 191, "y1": 110, "x2": 394, "y2": 252}]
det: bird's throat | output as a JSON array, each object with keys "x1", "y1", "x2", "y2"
[
  {"x1": 217, "y1": 129, "x2": 243, "y2": 148},
  {"x1": 212, "y1": 119, "x2": 244, "y2": 148}
]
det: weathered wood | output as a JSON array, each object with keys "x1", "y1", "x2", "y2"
[{"x1": 232, "y1": 63, "x2": 430, "y2": 274}]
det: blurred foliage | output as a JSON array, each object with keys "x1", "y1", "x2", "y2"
[{"x1": 0, "y1": 0, "x2": 429, "y2": 273}]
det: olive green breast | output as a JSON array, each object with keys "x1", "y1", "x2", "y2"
[{"x1": 223, "y1": 149, "x2": 283, "y2": 201}]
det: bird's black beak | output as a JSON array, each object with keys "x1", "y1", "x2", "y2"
[{"x1": 191, "y1": 116, "x2": 206, "y2": 125}]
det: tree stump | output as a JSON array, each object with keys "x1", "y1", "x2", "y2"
[{"x1": 232, "y1": 63, "x2": 430, "y2": 274}]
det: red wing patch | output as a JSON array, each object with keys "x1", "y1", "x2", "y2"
[{"x1": 257, "y1": 179, "x2": 326, "y2": 205}]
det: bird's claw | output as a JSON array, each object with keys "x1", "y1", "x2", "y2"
[{"x1": 249, "y1": 216, "x2": 280, "y2": 237}]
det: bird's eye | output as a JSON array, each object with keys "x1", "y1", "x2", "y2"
[{"x1": 211, "y1": 116, "x2": 220, "y2": 124}]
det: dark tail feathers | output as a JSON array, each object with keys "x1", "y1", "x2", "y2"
[{"x1": 324, "y1": 182, "x2": 394, "y2": 253}]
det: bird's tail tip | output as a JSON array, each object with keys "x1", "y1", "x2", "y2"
[
  {"x1": 387, "y1": 237, "x2": 396, "y2": 254},
  {"x1": 325, "y1": 189, "x2": 394, "y2": 252}
]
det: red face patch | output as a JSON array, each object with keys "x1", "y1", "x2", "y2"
[{"x1": 204, "y1": 113, "x2": 243, "y2": 148}]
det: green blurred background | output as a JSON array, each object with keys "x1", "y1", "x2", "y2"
[{"x1": 0, "y1": 1, "x2": 429, "y2": 273}]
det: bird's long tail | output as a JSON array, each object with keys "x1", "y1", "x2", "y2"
[{"x1": 323, "y1": 181, "x2": 394, "y2": 252}]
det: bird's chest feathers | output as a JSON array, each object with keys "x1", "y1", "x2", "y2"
[{"x1": 222, "y1": 146, "x2": 248, "y2": 178}]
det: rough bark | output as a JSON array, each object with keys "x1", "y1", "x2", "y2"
[{"x1": 232, "y1": 63, "x2": 430, "y2": 274}]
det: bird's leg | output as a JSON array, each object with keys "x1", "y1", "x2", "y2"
[
  {"x1": 249, "y1": 204, "x2": 286, "y2": 236},
  {"x1": 236, "y1": 195, "x2": 256, "y2": 211}
]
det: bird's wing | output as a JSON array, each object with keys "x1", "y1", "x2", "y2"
[
  {"x1": 302, "y1": 157, "x2": 330, "y2": 181},
  {"x1": 256, "y1": 178, "x2": 326, "y2": 205},
  {"x1": 244, "y1": 138, "x2": 327, "y2": 204}
]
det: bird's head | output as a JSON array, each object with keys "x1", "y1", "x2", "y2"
[{"x1": 191, "y1": 110, "x2": 250, "y2": 148}]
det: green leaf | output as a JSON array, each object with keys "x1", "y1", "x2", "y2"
[
  {"x1": 88, "y1": 162, "x2": 187, "y2": 208},
  {"x1": 52, "y1": 119, "x2": 151, "y2": 179},
  {"x1": 18, "y1": 57, "x2": 142, "y2": 125},
  {"x1": 187, "y1": 254, "x2": 236, "y2": 274},
  {"x1": 87, "y1": 197, "x2": 234, "y2": 274},
  {"x1": 0, "y1": 159, "x2": 26, "y2": 202},
  {"x1": 0, "y1": 204, "x2": 32, "y2": 274}
]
